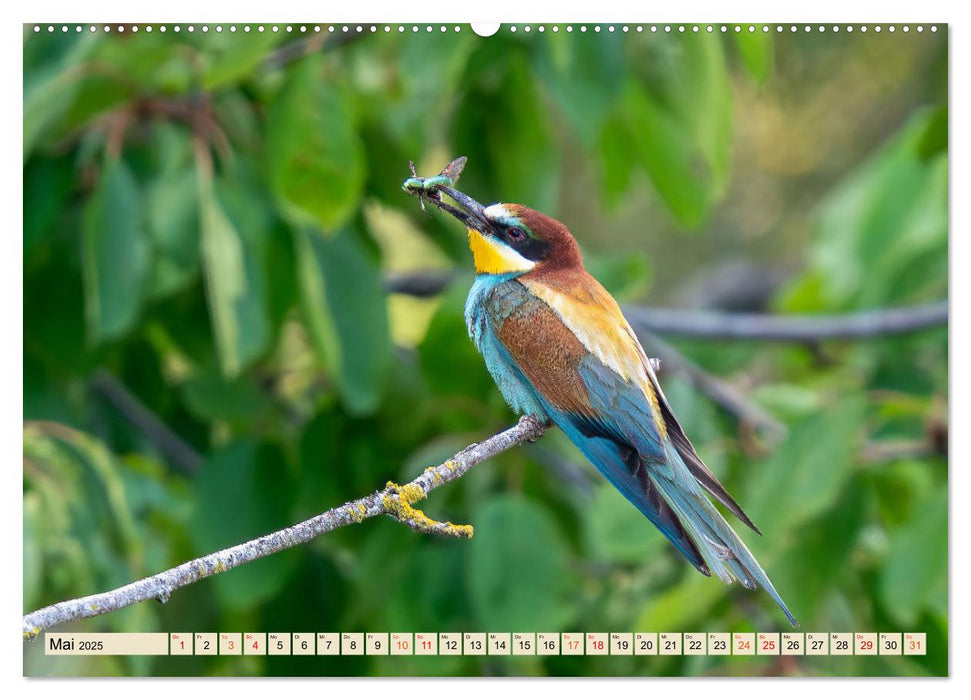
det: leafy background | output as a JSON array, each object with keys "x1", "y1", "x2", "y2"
[{"x1": 23, "y1": 24, "x2": 947, "y2": 677}]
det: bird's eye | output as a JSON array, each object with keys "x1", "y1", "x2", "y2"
[{"x1": 507, "y1": 227, "x2": 526, "y2": 241}]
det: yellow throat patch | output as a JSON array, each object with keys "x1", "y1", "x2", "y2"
[{"x1": 468, "y1": 228, "x2": 536, "y2": 275}]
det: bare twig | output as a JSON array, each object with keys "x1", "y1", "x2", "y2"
[
  {"x1": 385, "y1": 270, "x2": 456, "y2": 298},
  {"x1": 622, "y1": 301, "x2": 948, "y2": 342},
  {"x1": 640, "y1": 330, "x2": 788, "y2": 442},
  {"x1": 89, "y1": 370, "x2": 204, "y2": 475},
  {"x1": 23, "y1": 415, "x2": 549, "y2": 639},
  {"x1": 859, "y1": 439, "x2": 946, "y2": 465},
  {"x1": 262, "y1": 30, "x2": 365, "y2": 71}
]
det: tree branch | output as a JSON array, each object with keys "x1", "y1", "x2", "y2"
[
  {"x1": 385, "y1": 270, "x2": 455, "y2": 298},
  {"x1": 262, "y1": 29, "x2": 366, "y2": 71},
  {"x1": 639, "y1": 330, "x2": 788, "y2": 442},
  {"x1": 22, "y1": 415, "x2": 549, "y2": 640},
  {"x1": 384, "y1": 272, "x2": 948, "y2": 341},
  {"x1": 622, "y1": 301, "x2": 948, "y2": 342},
  {"x1": 385, "y1": 270, "x2": 945, "y2": 440},
  {"x1": 859, "y1": 438, "x2": 946, "y2": 465},
  {"x1": 89, "y1": 369, "x2": 203, "y2": 475}
]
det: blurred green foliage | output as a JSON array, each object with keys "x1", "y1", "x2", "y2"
[{"x1": 23, "y1": 25, "x2": 947, "y2": 677}]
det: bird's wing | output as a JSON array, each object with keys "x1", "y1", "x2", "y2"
[
  {"x1": 498, "y1": 276, "x2": 791, "y2": 622},
  {"x1": 497, "y1": 278, "x2": 666, "y2": 461},
  {"x1": 519, "y1": 274, "x2": 759, "y2": 533},
  {"x1": 492, "y1": 280, "x2": 708, "y2": 571}
]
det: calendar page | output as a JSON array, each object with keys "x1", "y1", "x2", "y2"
[{"x1": 22, "y1": 16, "x2": 948, "y2": 679}]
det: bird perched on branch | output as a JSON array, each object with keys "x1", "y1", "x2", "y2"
[{"x1": 404, "y1": 158, "x2": 796, "y2": 626}]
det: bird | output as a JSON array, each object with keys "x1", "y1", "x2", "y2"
[{"x1": 409, "y1": 172, "x2": 796, "y2": 626}]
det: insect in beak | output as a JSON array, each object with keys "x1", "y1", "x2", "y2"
[{"x1": 402, "y1": 157, "x2": 494, "y2": 236}]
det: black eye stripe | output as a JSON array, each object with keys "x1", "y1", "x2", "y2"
[{"x1": 501, "y1": 225, "x2": 550, "y2": 262}]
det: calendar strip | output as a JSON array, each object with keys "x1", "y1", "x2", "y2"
[{"x1": 42, "y1": 632, "x2": 927, "y2": 657}]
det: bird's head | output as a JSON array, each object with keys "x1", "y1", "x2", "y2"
[{"x1": 433, "y1": 185, "x2": 583, "y2": 276}]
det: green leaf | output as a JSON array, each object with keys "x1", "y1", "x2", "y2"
[
  {"x1": 766, "y1": 479, "x2": 867, "y2": 623},
  {"x1": 782, "y1": 111, "x2": 947, "y2": 311},
  {"x1": 23, "y1": 32, "x2": 100, "y2": 160},
  {"x1": 23, "y1": 425, "x2": 160, "y2": 615},
  {"x1": 452, "y1": 52, "x2": 560, "y2": 213},
  {"x1": 675, "y1": 34, "x2": 734, "y2": 192},
  {"x1": 585, "y1": 253, "x2": 651, "y2": 302},
  {"x1": 467, "y1": 495, "x2": 577, "y2": 631},
  {"x1": 622, "y1": 83, "x2": 711, "y2": 227},
  {"x1": 295, "y1": 227, "x2": 392, "y2": 415},
  {"x1": 418, "y1": 279, "x2": 495, "y2": 400},
  {"x1": 266, "y1": 56, "x2": 366, "y2": 232},
  {"x1": 598, "y1": 114, "x2": 638, "y2": 206},
  {"x1": 146, "y1": 164, "x2": 200, "y2": 299},
  {"x1": 23, "y1": 494, "x2": 44, "y2": 611},
  {"x1": 744, "y1": 396, "x2": 865, "y2": 538},
  {"x1": 85, "y1": 32, "x2": 193, "y2": 94},
  {"x1": 27, "y1": 31, "x2": 197, "y2": 151},
  {"x1": 749, "y1": 383, "x2": 824, "y2": 422},
  {"x1": 81, "y1": 158, "x2": 153, "y2": 343},
  {"x1": 389, "y1": 31, "x2": 475, "y2": 146},
  {"x1": 635, "y1": 574, "x2": 726, "y2": 631},
  {"x1": 24, "y1": 153, "x2": 75, "y2": 255},
  {"x1": 201, "y1": 31, "x2": 283, "y2": 90},
  {"x1": 879, "y1": 487, "x2": 947, "y2": 627},
  {"x1": 537, "y1": 32, "x2": 626, "y2": 147},
  {"x1": 734, "y1": 30, "x2": 773, "y2": 83},
  {"x1": 917, "y1": 106, "x2": 947, "y2": 161},
  {"x1": 624, "y1": 34, "x2": 733, "y2": 226},
  {"x1": 585, "y1": 484, "x2": 665, "y2": 565},
  {"x1": 181, "y1": 370, "x2": 266, "y2": 423},
  {"x1": 213, "y1": 91, "x2": 262, "y2": 152},
  {"x1": 386, "y1": 541, "x2": 471, "y2": 632},
  {"x1": 197, "y1": 165, "x2": 272, "y2": 377},
  {"x1": 191, "y1": 442, "x2": 299, "y2": 609},
  {"x1": 24, "y1": 252, "x2": 89, "y2": 378}
]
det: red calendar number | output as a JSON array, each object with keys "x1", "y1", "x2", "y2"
[{"x1": 762, "y1": 639, "x2": 776, "y2": 652}]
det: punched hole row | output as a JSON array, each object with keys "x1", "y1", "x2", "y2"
[{"x1": 31, "y1": 24, "x2": 940, "y2": 35}]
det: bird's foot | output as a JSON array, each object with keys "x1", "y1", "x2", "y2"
[{"x1": 522, "y1": 414, "x2": 552, "y2": 442}]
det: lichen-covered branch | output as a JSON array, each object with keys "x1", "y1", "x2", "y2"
[{"x1": 22, "y1": 415, "x2": 549, "y2": 640}]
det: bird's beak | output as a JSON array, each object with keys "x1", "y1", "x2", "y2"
[{"x1": 433, "y1": 185, "x2": 495, "y2": 237}]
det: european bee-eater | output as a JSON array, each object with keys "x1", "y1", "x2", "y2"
[{"x1": 405, "y1": 164, "x2": 796, "y2": 626}]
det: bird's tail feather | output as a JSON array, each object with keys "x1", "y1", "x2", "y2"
[{"x1": 655, "y1": 443, "x2": 798, "y2": 627}]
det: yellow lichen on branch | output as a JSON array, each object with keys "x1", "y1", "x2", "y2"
[
  {"x1": 382, "y1": 481, "x2": 474, "y2": 538},
  {"x1": 422, "y1": 465, "x2": 445, "y2": 485}
]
